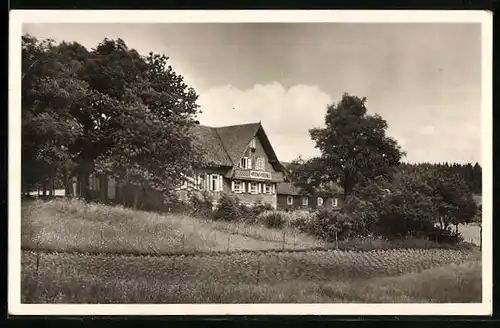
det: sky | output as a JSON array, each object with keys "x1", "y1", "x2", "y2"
[{"x1": 23, "y1": 23, "x2": 482, "y2": 164}]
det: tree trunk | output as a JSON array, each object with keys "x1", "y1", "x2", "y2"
[
  {"x1": 100, "y1": 175, "x2": 108, "y2": 203},
  {"x1": 64, "y1": 168, "x2": 71, "y2": 197},
  {"x1": 50, "y1": 173, "x2": 55, "y2": 196},
  {"x1": 132, "y1": 186, "x2": 140, "y2": 210},
  {"x1": 81, "y1": 172, "x2": 91, "y2": 200}
]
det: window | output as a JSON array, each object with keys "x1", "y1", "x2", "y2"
[
  {"x1": 317, "y1": 197, "x2": 324, "y2": 206},
  {"x1": 256, "y1": 157, "x2": 265, "y2": 171},
  {"x1": 249, "y1": 182, "x2": 258, "y2": 194},
  {"x1": 332, "y1": 198, "x2": 339, "y2": 208},
  {"x1": 250, "y1": 138, "x2": 256, "y2": 149},
  {"x1": 264, "y1": 183, "x2": 272, "y2": 194},
  {"x1": 302, "y1": 197, "x2": 309, "y2": 206},
  {"x1": 287, "y1": 196, "x2": 293, "y2": 205},
  {"x1": 239, "y1": 157, "x2": 248, "y2": 169},
  {"x1": 233, "y1": 180, "x2": 242, "y2": 193},
  {"x1": 239, "y1": 157, "x2": 252, "y2": 169},
  {"x1": 209, "y1": 174, "x2": 222, "y2": 192}
]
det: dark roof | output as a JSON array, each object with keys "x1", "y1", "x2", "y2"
[
  {"x1": 215, "y1": 123, "x2": 261, "y2": 165},
  {"x1": 190, "y1": 125, "x2": 233, "y2": 167},
  {"x1": 190, "y1": 122, "x2": 285, "y2": 172},
  {"x1": 276, "y1": 182, "x2": 303, "y2": 196}
]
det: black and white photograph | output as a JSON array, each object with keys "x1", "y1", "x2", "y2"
[{"x1": 9, "y1": 10, "x2": 492, "y2": 316}]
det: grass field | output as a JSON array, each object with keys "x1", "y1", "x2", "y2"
[
  {"x1": 21, "y1": 198, "x2": 482, "y2": 303},
  {"x1": 22, "y1": 199, "x2": 325, "y2": 254}
]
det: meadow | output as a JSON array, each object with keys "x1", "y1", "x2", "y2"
[
  {"x1": 22, "y1": 198, "x2": 325, "y2": 254},
  {"x1": 21, "y1": 198, "x2": 482, "y2": 303}
]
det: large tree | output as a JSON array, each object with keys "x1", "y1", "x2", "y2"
[
  {"x1": 22, "y1": 35, "x2": 86, "y2": 195},
  {"x1": 22, "y1": 35, "x2": 206, "y2": 206},
  {"x1": 294, "y1": 93, "x2": 405, "y2": 199}
]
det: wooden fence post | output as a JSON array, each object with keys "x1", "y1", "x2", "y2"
[
  {"x1": 36, "y1": 241, "x2": 40, "y2": 274},
  {"x1": 256, "y1": 260, "x2": 260, "y2": 284},
  {"x1": 171, "y1": 257, "x2": 176, "y2": 280},
  {"x1": 282, "y1": 231, "x2": 286, "y2": 250}
]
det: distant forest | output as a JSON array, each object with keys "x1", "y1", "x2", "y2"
[
  {"x1": 400, "y1": 162, "x2": 482, "y2": 195},
  {"x1": 283, "y1": 161, "x2": 482, "y2": 196}
]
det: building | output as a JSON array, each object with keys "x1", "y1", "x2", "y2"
[
  {"x1": 178, "y1": 122, "x2": 287, "y2": 208},
  {"x1": 72, "y1": 122, "x2": 288, "y2": 209},
  {"x1": 276, "y1": 182, "x2": 343, "y2": 211}
]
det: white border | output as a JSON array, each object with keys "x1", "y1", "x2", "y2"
[{"x1": 8, "y1": 10, "x2": 493, "y2": 316}]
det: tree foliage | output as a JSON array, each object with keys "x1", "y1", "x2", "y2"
[
  {"x1": 400, "y1": 162, "x2": 482, "y2": 195},
  {"x1": 372, "y1": 165, "x2": 477, "y2": 237},
  {"x1": 22, "y1": 35, "x2": 205, "y2": 202},
  {"x1": 293, "y1": 93, "x2": 405, "y2": 198}
]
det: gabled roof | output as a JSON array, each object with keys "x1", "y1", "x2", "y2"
[
  {"x1": 189, "y1": 124, "x2": 233, "y2": 167},
  {"x1": 190, "y1": 122, "x2": 287, "y2": 174},
  {"x1": 215, "y1": 123, "x2": 261, "y2": 165}
]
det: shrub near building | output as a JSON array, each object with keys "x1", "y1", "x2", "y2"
[{"x1": 212, "y1": 193, "x2": 274, "y2": 222}]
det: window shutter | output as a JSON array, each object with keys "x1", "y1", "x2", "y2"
[
  {"x1": 218, "y1": 176, "x2": 222, "y2": 191},
  {"x1": 207, "y1": 174, "x2": 212, "y2": 191},
  {"x1": 242, "y1": 182, "x2": 246, "y2": 193},
  {"x1": 231, "y1": 180, "x2": 235, "y2": 192},
  {"x1": 248, "y1": 158, "x2": 252, "y2": 169},
  {"x1": 272, "y1": 184, "x2": 276, "y2": 194}
]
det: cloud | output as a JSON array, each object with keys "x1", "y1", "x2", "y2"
[
  {"x1": 419, "y1": 125, "x2": 435, "y2": 136},
  {"x1": 197, "y1": 82, "x2": 331, "y2": 162},
  {"x1": 196, "y1": 82, "x2": 482, "y2": 165}
]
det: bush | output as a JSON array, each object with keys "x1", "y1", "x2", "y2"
[
  {"x1": 251, "y1": 200, "x2": 274, "y2": 216},
  {"x1": 344, "y1": 195, "x2": 379, "y2": 235},
  {"x1": 238, "y1": 200, "x2": 274, "y2": 224},
  {"x1": 376, "y1": 190, "x2": 436, "y2": 239},
  {"x1": 162, "y1": 193, "x2": 191, "y2": 214},
  {"x1": 287, "y1": 210, "x2": 315, "y2": 231},
  {"x1": 189, "y1": 191, "x2": 213, "y2": 218},
  {"x1": 213, "y1": 193, "x2": 241, "y2": 222},
  {"x1": 238, "y1": 203, "x2": 255, "y2": 223},
  {"x1": 257, "y1": 210, "x2": 287, "y2": 229},
  {"x1": 308, "y1": 207, "x2": 356, "y2": 241}
]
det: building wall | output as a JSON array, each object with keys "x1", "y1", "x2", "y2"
[
  {"x1": 240, "y1": 135, "x2": 277, "y2": 172},
  {"x1": 184, "y1": 168, "x2": 279, "y2": 209},
  {"x1": 233, "y1": 191, "x2": 277, "y2": 208},
  {"x1": 277, "y1": 194, "x2": 343, "y2": 211}
]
